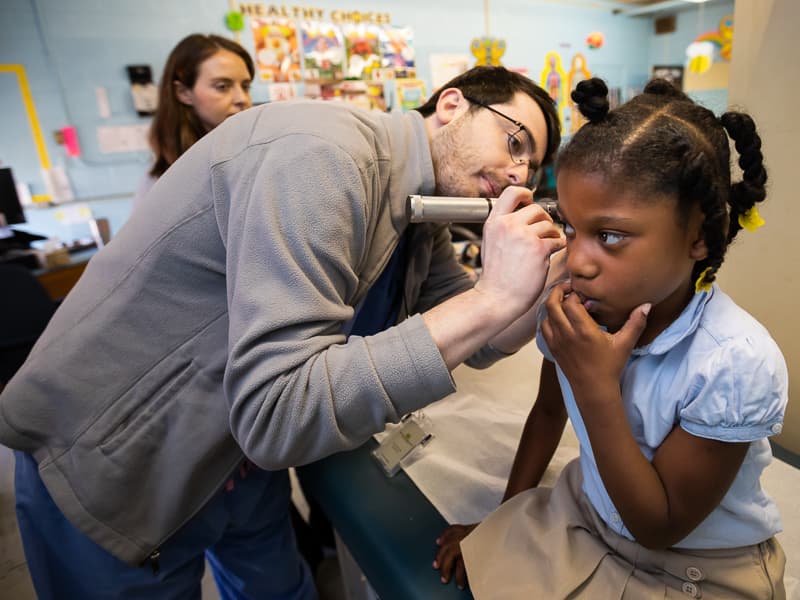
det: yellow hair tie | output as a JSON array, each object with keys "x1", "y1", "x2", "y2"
[
  {"x1": 738, "y1": 206, "x2": 765, "y2": 232},
  {"x1": 695, "y1": 267, "x2": 713, "y2": 294}
]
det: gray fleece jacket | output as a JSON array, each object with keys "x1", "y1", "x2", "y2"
[{"x1": 0, "y1": 100, "x2": 504, "y2": 564}]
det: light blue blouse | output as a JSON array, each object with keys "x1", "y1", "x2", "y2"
[{"x1": 537, "y1": 285, "x2": 788, "y2": 548}]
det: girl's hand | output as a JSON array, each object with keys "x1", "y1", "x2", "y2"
[
  {"x1": 540, "y1": 281, "x2": 650, "y2": 395},
  {"x1": 433, "y1": 523, "x2": 478, "y2": 590}
]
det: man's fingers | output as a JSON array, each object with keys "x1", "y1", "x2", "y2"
[{"x1": 487, "y1": 185, "x2": 533, "y2": 217}]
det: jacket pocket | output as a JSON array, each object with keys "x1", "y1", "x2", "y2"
[{"x1": 99, "y1": 361, "x2": 195, "y2": 456}]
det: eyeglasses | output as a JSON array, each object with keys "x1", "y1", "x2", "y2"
[{"x1": 463, "y1": 95, "x2": 542, "y2": 191}]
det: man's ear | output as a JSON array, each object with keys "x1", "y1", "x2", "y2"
[
  {"x1": 174, "y1": 80, "x2": 194, "y2": 106},
  {"x1": 434, "y1": 88, "x2": 468, "y2": 127}
]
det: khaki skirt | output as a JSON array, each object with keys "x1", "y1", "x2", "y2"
[{"x1": 461, "y1": 459, "x2": 786, "y2": 599}]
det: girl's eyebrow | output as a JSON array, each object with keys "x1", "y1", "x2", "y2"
[
  {"x1": 593, "y1": 216, "x2": 636, "y2": 226},
  {"x1": 558, "y1": 211, "x2": 637, "y2": 227}
]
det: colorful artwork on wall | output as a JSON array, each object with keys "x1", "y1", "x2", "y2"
[
  {"x1": 379, "y1": 26, "x2": 415, "y2": 78},
  {"x1": 540, "y1": 52, "x2": 567, "y2": 128},
  {"x1": 252, "y1": 18, "x2": 302, "y2": 82},
  {"x1": 566, "y1": 53, "x2": 591, "y2": 134},
  {"x1": 686, "y1": 15, "x2": 734, "y2": 74},
  {"x1": 396, "y1": 78, "x2": 426, "y2": 111},
  {"x1": 342, "y1": 23, "x2": 382, "y2": 78},
  {"x1": 470, "y1": 37, "x2": 506, "y2": 66},
  {"x1": 586, "y1": 31, "x2": 604, "y2": 50},
  {"x1": 300, "y1": 21, "x2": 345, "y2": 81}
]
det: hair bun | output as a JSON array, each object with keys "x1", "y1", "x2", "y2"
[
  {"x1": 643, "y1": 78, "x2": 687, "y2": 99},
  {"x1": 571, "y1": 78, "x2": 609, "y2": 123}
]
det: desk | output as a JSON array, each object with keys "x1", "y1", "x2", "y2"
[
  {"x1": 34, "y1": 249, "x2": 94, "y2": 301},
  {"x1": 298, "y1": 440, "x2": 472, "y2": 600}
]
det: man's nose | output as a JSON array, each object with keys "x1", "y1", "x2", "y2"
[{"x1": 506, "y1": 161, "x2": 529, "y2": 187}]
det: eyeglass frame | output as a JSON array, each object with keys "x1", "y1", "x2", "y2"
[{"x1": 462, "y1": 95, "x2": 543, "y2": 191}]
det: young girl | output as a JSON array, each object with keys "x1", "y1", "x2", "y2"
[{"x1": 434, "y1": 78, "x2": 788, "y2": 598}]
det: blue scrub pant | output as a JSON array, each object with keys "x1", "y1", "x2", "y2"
[{"x1": 14, "y1": 451, "x2": 318, "y2": 600}]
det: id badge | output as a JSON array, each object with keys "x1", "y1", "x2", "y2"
[{"x1": 372, "y1": 415, "x2": 433, "y2": 477}]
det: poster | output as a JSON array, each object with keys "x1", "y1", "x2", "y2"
[
  {"x1": 567, "y1": 53, "x2": 592, "y2": 134},
  {"x1": 342, "y1": 23, "x2": 382, "y2": 79},
  {"x1": 336, "y1": 80, "x2": 388, "y2": 111},
  {"x1": 379, "y1": 26, "x2": 415, "y2": 78},
  {"x1": 300, "y1": 21, "x2": 345, "y2": 81},
  {"x1": 540, "y1": 52, "x2": 567, "y2": 129},
  {"x1": 268, "y1": 82, "x2": 297, "y2": 101},
  {"x1": 252, "y1": 18, "x2": 302, "y2": 82},
  {"x1": 396, "y1": 78, "x2": 426, "y2": 111}
]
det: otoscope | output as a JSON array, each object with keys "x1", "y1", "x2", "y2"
[{"x1": 407, "y1": 195, "x2": 559, "y2": 223}]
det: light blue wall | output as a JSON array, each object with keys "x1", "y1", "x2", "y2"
[
  {"x1": 649, "y1": 0, "x2": 734, "y2": 113},
  {"x1": 1, "y1": 0, "x2": 732, "y2": 240}
]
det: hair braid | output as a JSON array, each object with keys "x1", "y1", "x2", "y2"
[
  {"x1": 720, "y1": 112, "x2": 768, "y2": 243},
  {"x1": 679, "y1": 149, "x2": 728, "y2": 286}
]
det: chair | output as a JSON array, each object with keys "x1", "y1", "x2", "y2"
[{"x1": 0, "y1": 264, "x2": 57, "y2": 386}]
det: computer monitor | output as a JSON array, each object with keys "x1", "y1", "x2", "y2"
[
  {"x1": 0, "y1": 168, "x2": 46, "y2": 253},
  {"x1": 0, "y1": 167, "x2": 25, "y2": 227}
]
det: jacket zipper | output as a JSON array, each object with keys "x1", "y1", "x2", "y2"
[
  {"x1": 145, "y1": 548, "x2": 161, "y2": 575},
  {"x1": 139, "y1": 455, "x2": 244, "y2": 575}
]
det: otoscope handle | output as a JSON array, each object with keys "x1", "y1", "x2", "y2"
[{"x1": 407, "y1": 195, "x2": 558, "y2": 223}]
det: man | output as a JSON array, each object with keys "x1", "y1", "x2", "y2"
[{"x1": 0, "y1": 66, "x2": 563, "y2": 599}]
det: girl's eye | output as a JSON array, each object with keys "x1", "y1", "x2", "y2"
[
  {"x1": 562, "y1": 222, "x2": 575, "y2": 237},
  {"x1": 215, "y1": 83, "x2": 231, "y2": 91},
  {"x1": 599, "y1": 231, "x2": 625, "y2": 245}
]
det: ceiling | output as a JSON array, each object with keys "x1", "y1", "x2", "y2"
[{"x1": 575, "y1": 0, "x2": 728, "y2": 17}]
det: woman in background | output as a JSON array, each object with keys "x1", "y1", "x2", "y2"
[{"x1": 134, "y1": 33, "x2": 254, "y2": 203}]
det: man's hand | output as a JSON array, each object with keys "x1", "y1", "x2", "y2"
[
  {"x1": 475, "y1": 186, "x2": 565, "y2": 320},
  {"x1": 433, "y1": 523, "x2": 478, "y2": 590},
  {"x1": 422, "y1": 186, "x2": 564, "y2": 370}
]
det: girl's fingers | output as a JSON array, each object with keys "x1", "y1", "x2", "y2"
[{"x1": 544, "y1": 282, "x2": 573, "y2": 332}]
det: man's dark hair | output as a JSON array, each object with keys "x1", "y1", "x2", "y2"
[{"x1": 416, "y1": 66, "x2": 561, "y2": 166}]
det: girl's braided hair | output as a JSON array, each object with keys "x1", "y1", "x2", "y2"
[{"x1": 559, "y1": 77, "x2": 767, "y2": 287}]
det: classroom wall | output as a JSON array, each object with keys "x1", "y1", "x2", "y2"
[
  {"x1": 649, "y1": 1, "x2": 734, "y2": 114},
  {"x1": 720, "y1": 0, "x2": 799, "y2": 453},
  {"x1": 2, "y1": 0, "x2": 729, "y2": 242}
]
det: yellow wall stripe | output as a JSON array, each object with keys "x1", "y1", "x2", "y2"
[{"x1": 1, "y1": 63, "x2": 53, "y2": 203}]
